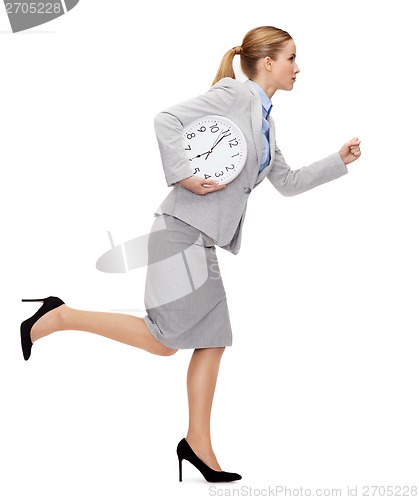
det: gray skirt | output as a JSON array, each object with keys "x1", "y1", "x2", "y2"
[{"x1": 142, "y1": 214, "x2": 233, "y2": 349}]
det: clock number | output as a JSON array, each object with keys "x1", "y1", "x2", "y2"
[
  {"x1": 231, "y1": 153, "x2": 239, "y2": 158},
  {"x1": 185, "y1": 144, "x2": 191, "y2": 151},
  {"x1": 197, "y1": 126, "x2": 206, "y2": 132},
  {"x1": 204, "y1": 174, "x2": 212, "y2": 179},
  {"x1": 226, "y1": 164, "x2": 235, "y2": 171},
  {"x1": 210, "y1": 124, "x2": 219, "y2": 133},
  {"x1": 193, "y1": 167, "x2": 200, "y2": 174},
  {"x1": 187, "y1": 133, "x2": 196, "y2": 140},
  {"x1": 214, "y1": 171, "x2": 224, "y2": 178},
  {"x1": 229, "y1": 138, "x2": 238, "y2": 148}
]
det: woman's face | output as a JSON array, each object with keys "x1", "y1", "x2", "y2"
[
  {"x1": 269, "y1": 39, "x2": 300, "y2": 91},
  {"x1": 255, "y1": 39, "x2": 300, "y2": 96}
]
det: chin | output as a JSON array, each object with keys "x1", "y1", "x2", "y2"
[
  {"x1": 278, "y1": 85, "x2": 292, "y2": 92},
  {"x1": 282, "y1": 82, "x2": 294, "y2": 91}
]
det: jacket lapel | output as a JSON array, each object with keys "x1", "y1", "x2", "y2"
[{"x1": 244, "y1": 80, "x2": 263, "y2": 171}]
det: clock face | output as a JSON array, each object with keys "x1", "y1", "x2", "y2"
[{"x1": 182, "y1": 115, "x2": 247, "y2": 185}]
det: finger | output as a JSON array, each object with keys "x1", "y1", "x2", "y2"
[
  {"x1": 201, "y1": 179, "x2": 219, "y2": 186},
  {"x1": 203, "y1": 184, "x2": 227, "y2": 192}
]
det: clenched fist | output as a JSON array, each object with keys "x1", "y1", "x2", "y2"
[{"x1": 339, "y1": 137, "x2": 362, "y2": 165}]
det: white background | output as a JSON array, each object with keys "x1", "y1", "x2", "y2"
[{"x1": 1, "y1": 0, "x2": 418, "y2": 498}]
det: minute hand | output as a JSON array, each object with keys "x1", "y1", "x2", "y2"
[{"x1": 205, "y1": 133, "x2": 229, "y2": 160}]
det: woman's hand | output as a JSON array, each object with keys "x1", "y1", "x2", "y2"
[
  {"x1": 178, "y1": 175, "x2": 227, "y2": 195},
  {"x1": 339, "y1": 137, "x2": 362, "y2": 165}
]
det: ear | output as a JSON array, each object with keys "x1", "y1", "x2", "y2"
[{"x1": 263, "y1": 57, "x2": 274, "y2": 72}]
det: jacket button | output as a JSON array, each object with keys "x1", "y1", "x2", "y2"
[{"x1": 244, "y1": 187, "x2": 252, "y2": 194}]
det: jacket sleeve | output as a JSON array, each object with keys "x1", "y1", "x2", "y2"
[
  {"x1": 267, "y1": 145, "x2": 348, "y2": 196},
  {"x1": 154, "y1": 79, "x2": 240, "y2": 187}
]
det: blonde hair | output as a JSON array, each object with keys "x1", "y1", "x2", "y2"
[{"x1": 212, "y1": 26, "x2": 293, "y2": 85}]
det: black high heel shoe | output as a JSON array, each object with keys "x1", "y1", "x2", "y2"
[
  {"x1": 20, "y1": 296, "x2": 65, "y2": 361},
  {"x1": 177, "y1": 438, "x2": 242, "y2": 483}
]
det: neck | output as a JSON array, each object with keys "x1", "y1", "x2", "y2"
[{"x1": 251, "y1": 77, "x2": 275, "y2": 99}]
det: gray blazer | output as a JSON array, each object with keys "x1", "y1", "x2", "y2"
[{"x1": 153, "y1": 77, "x2": 348, "y2": 254}]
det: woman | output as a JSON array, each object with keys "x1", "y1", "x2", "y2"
[{"x1": 20, "y1": 26, "x2": 361, "y2": 483}]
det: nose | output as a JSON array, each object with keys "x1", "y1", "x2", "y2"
[{"x1": 294, "y1": 64, "x2": 300, "y2": 74}]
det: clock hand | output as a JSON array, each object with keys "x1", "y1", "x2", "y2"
[
  {"x1": 205, "y1": 132, "x2": 229, "y2": 160},
  {"x1": 211, "y1": 133, "x2": 229, "y2": 151},
  {"x1": 189, "y1": 150, "x2": 211, "y2": 161},
  {"x1": 209, "y1": 130, "x2": 223, "y2": 149}
]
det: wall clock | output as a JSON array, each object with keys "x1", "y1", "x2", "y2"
[{"x1": 182, "y1": 115, "x2": 247, "y2": 185}]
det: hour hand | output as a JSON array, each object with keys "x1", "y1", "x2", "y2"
[{"x1": 189, "y1": 150, "x2": 211, "y2": 161}]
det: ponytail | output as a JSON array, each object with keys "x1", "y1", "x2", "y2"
[{"x1": 212, "y1": 46, "x2": 243, "y2": 86}]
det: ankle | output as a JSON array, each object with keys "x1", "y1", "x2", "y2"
[
  {"x1": 185, "y1": 434, "x2": 216, "y2": 458},
  {"x1": 185, "y1": 434, "x2": 212, "y2": 449},
  {"x1": 56, "y1": 304, "x2": 69, "y2": 330},
  {"x1": 31, "y1": 304, "x2": 66, "y2": 342}
]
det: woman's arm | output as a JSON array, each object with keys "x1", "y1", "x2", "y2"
[
  {"x1": 267, "y1": 146, "x2": 349, "y2": 196},
  {"x1": 154, "y1": 79, "x2": 240, "y2": 188}
]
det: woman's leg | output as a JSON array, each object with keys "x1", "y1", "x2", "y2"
[
  {"x1": 185, "y1": 346, "x2": 225, "y2": 471},
  {"x1": 30, "y1": 304, "x2": 177, "y2": 356}
]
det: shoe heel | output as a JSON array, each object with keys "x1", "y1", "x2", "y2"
[
  {"x1": 178, "y1": 458, "x2": 183, "y2": 482},
  {"x1": 22, "y1": 298, "x2": 48, "y2": 303}
]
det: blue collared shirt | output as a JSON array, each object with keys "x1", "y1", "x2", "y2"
[{"x1": 249, "y1": 80, "x2": 273, "y2": 172}]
